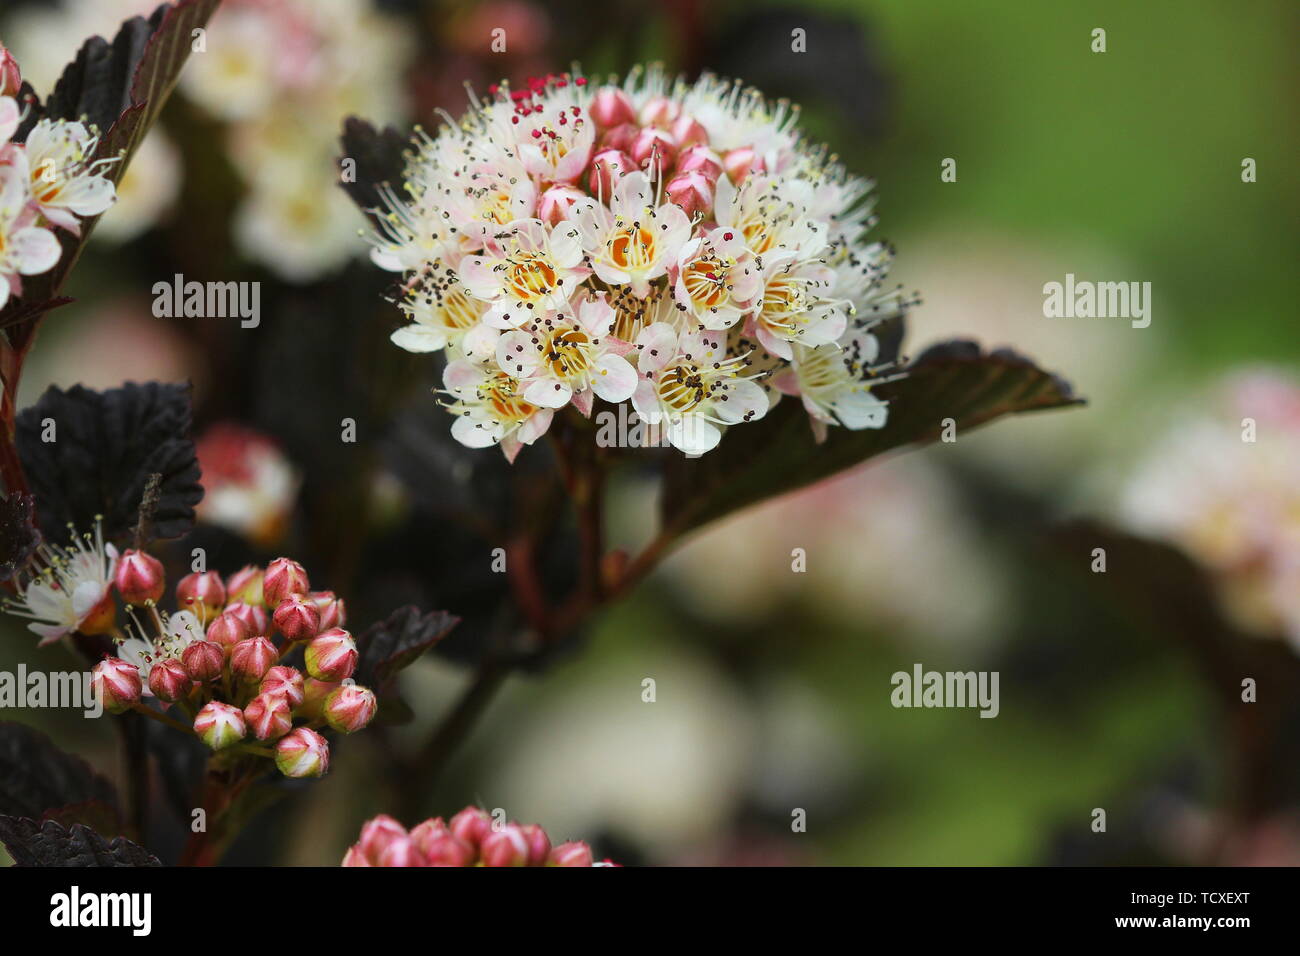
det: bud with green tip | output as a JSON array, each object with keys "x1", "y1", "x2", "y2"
[
  {"x1": 305, "y1": 628, "x2": 357, "y2": 681},
  {"x1": 275, "y1": 727, "x2": 329, "y2": 777},
  {"x1": 194, "y1": 701, "x2": 246, "y2": 750},
  {"x1": 324, "y1": 683, "x2": 377, "y2": 733},
  {"x1": 226, "y1": 565, "x2": 265, "y2": 607}
]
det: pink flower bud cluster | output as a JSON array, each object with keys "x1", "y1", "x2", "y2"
[
  {"x1": 341, "y1": 807, "x2": 614, "y2": 867},
  {"x1": 369, "y1": 66, "x2": 912, "y2": 460},
  {"x1": 87, "y1": 555, "x2": 375, "y2": 780}
]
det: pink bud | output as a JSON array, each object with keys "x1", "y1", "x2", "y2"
[
  {"x1": 194, "y1": 701, "x2": 246, "y2": 750},
  {"x1": 480, "y1": 824, "x2": 530, "y2": 867},
  {"x1": 226, "y1": 565, "x2": 265, "y2": 607},
  {"x1": 670, "y1": 113, "x2": 709, "y2": 149},
  {"x1": 589, "y1": 86, "x2": 636, "y2": 128},
  {"x1": 305, "y1": 628, "x2": 357, "y2": 681},
  {"x1": 665, "y1": 171, "x2": 713, "y2": 218},
  {"x1": 519, "y1": 823, "x2": 552, "y2": 866},
  {"x1": 588, "y1": 148, "x2": 634, "y2": 197},
  {"x1": 180, "y1": 641, "x2": 224, "y2": 682},
  {"x1": 230, "y1": 636, "x2": 277, "y2": 682},
  {"x1": 676, "y1": 144, "x2": 723, "y2": 181},
  {"x1": 723, "y1": 146, "x2": 765, "y2": 185},
  {"x1": 114, "y1": 549, "x2": 165, "y2": 605},
  {"x1": 147, "y1": 658, "x2": 190, "y2": 702},
  {"x1": 225, "y1": 601, "x2": 269, "y2": 637},
  {"x1": 0, "y1": 44, "x2": 20, "y2": 98},
  {"x1": 275, "y1": 727, "x2": 329, "y2": 778},
  {"x1": 629, "y1": 128, "x2": 677, "y2": 179},
  {"x1": 357, "y1": 814, "x2": 407, "y2": 863},
  {"x1": 206, "y1": 611, "x2": 250, "y2": 649},
  {"x1": 260, "y1": 665, "x2": 305, "y2": 708},
  {"x1": 341, "y1": 846, "x2": 371, "y2": 867},
  {"x1": 91, "y1": 658, "x2": 141, "y2": 714},
  {"x1": 299, "y1": 677, "x2": 341, "y2": 720},
  {"x1": 263, "y1": 557, "x2": 310, "y2": 607},
  {"x1": 244, "y1": 692, "x2": 293, "y2": 740},
  {"x1": 324, "y1": 683, "x2": 377, "y2": 733},
  {"x1": 407, "y1": 817, "x2": 448, "y2": 852},
  {"x1": 378, "y1": 837, "x2": 427, "y2": 867},
  {"x1": 599, "y1": 122, "x2": 639, "y2": 153},
  {"x1": 638, "y1": 94, "x2": 681, "y2": 129},
  {"x1": 273, "y1": 596, "x2": 320, "y2": 643},
  {"x1": 537, "y1": 184, "x2": 586, "y2": 226},
  {"x1": 448, "y1": 806, "x2": 493, "y2": 852},
  {"x1": 420, "y1": 832, "x2": 475, "y2": 867},
  {"x1": 549, "y1": 841, "x2": 595, "y2": 867},
  {"x1": 175, "y1": 571, "x2": 226, "y2": 618},
  {"x1": 309, "y1": 591, "x2": 346, "y2": 630}
]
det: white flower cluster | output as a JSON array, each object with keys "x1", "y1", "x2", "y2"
[
  {"x1": 0, "y1": 95, "x2": 116, "y2": 310},
  {"x1": 1122, "y1": 371, "x2": 1300, "y2": 650},
  {"x1": 370, "y1": 68, "x2": 911, "y2": 460}
]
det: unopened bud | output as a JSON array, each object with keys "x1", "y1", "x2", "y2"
[
  {"x1": 665, "y1": 171, "x2": 713, "y2": 218},
  {"x1": 670, "y1": 113, "x2": 709, "y2": 149},
  {"x1": 244, "y1": 692, "x2": 293, "y2": 740},
  {"x1": 357, "y1": 814, "x2": 407, "y2": 863},
  {"x1": 537, "y1": 184, "x2": 586, "y2": 226},
  {"x1": 176, "y1": 571, "x2": 226, "y2": 618},
  {"x1": 448, "y1": 806, "x2": 492, "y2": 852},
  {"x1": 723, "y1": 146, "x2": 765, "y2": 185},
  {"x1": 273, "y1": 595, "x2": 320, "y2": 643},
  {"x1": 194, "y1": 701, "x2": 246, "y2": 750},
  {"x1": 226, "y1": 565, "x2": 265, "y2": 606},
  {"x1": 324, "y1": 683, "x2": 377, "y2": 733},
  {"x1": 480, "y1": 824, "x2": 530, "y2": 867},
  {"x1": 205, "y1": 611, "x2": 250, "y2": 649},
  {"x1": 225, "y1": 601, "x2": 269, "y2": 637},
  {"x1": 589, "y1": 86, "x2": 636, "y2": 128},
  {"x1": 588, "y1": 148, "x2": 634, "y2": 197},
  {"x1": 629, "y1": 128, "x2": 677, "y2": 179},
  {"x1": 260, "y1": 665, "x2": 305, "y2": 708},
  {"x1": 147, "y1": 658, "x2": 190, "y2": 702},
  {"x1": 421, "y1": 831, "x2": 475, "y2": 866},
  {"x1": 230, "y1": 636, "x2": 277, "y2": 682},
  {"x1": 114, "y1": 549, "x2": 165, "y2": 605},
  {"x1": 638, "y1": 94, "x2": 681, "y2": 129},
  {"x1": 519, "y1": 823, "x2": 552, "y2": 866},
  {"x1": 599, "y1": 122, "x2": 639, "y2": 153},
  {"x1": 549, "y1": 841, "x2": 595, "y2": 867},
  {"x1": 263, "y1": 557, "x2": 309, "y2": 607},
  {"x1": 91, "y1": 658, "x2": 141, "y2": 714},
  {"x1": 180, "y1": 640, "x2": 224, "y2": 682},
  {"x1": 305, "y1": 628, "x2": 357, "y2": 681},
  {"x1": 309, "y1": 591, "x2": 346, "y2": 630},
  {"x1": 676, "y1": 144, "x2": 723, "y2": 181},
  {"x1": 275, "y1": 727, "x2": 329, "y2": 778}
]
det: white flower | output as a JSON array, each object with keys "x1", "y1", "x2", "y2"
[
  {"x1": 4, "y1": 521, "x2": 118, "y2": 646},
  {"x1": 746, "y1": 251, "x2": 846, "y2": 360},
  {"x1": 21, "y1": 119, "x2": 117, "y2": 233},
  {"x1": 670, "y1": 226, "x2": 762, "y2": 330},
  {"x1": 499, "y1": 80, "x2": 595, "y2": 184},
  {"x1": 772, "y1": 329, "x2": 891, "y2": 441},
  {"x1": 569, "y1": 171, "x2": 692, "y2": 298},
  {"x1": 443, "y1": 358, "x2": 555, "y2": 462},
  {"x1": 495, "y1": 292, "x2": 638, "y2": 416},
  {"x1": 456, "y1": 218, "x2": 587, "y2": 329},
  {"x1": 390, "y1": 261, "x2": 491, "y2": 355},
  {"x1": 0, "y1": 163, "x2": 61, "y2": 310},
  {"x1": 631, "y1": 322, "x2": 768, "y2": 455}
]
